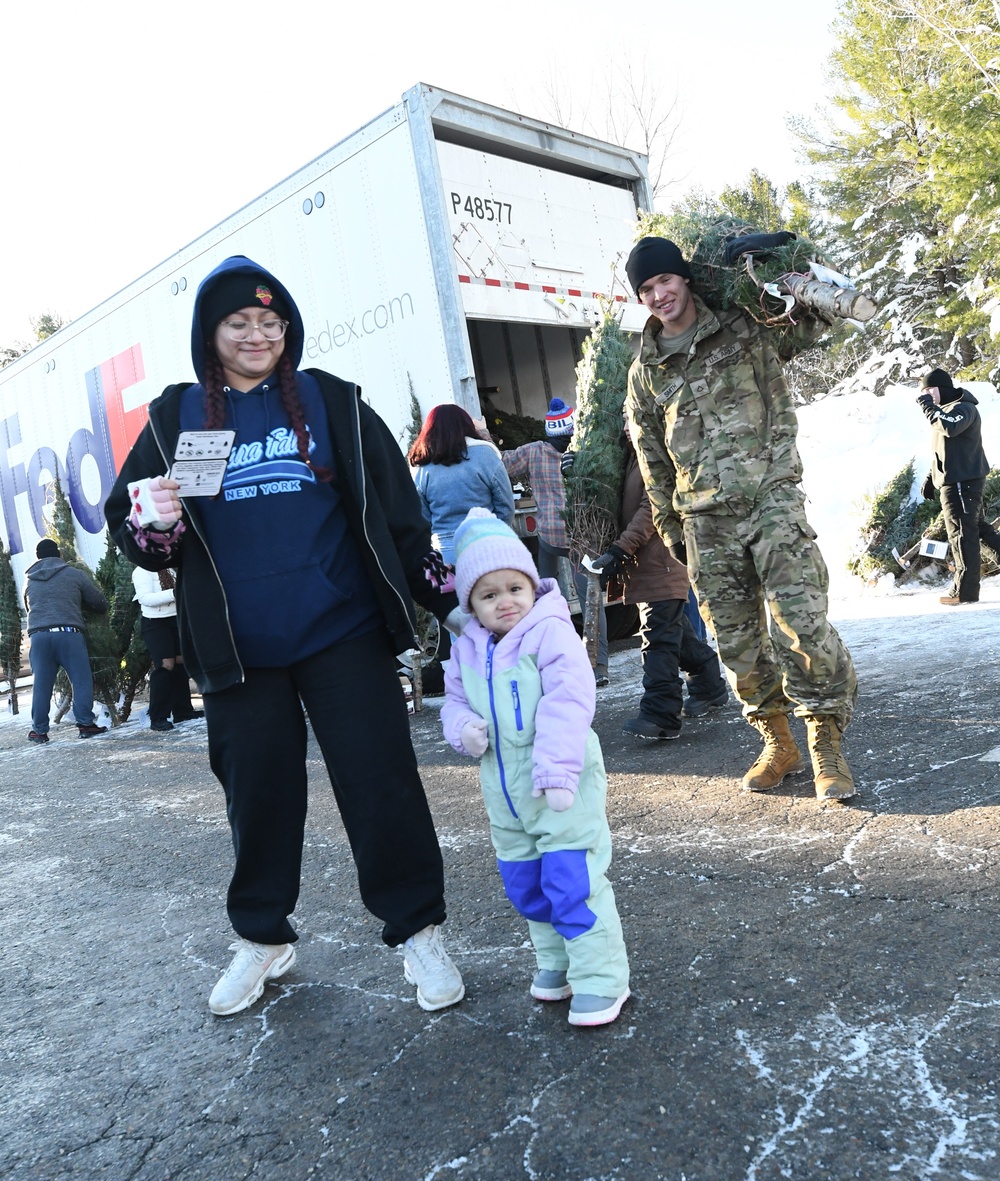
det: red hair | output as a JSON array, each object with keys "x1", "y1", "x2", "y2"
[
  {"x1": 202, "y1": 349, "x2": 332, "y2": 482},
  {"x1": 407, "y1": 403, "x2": 478, "y2": 467}
]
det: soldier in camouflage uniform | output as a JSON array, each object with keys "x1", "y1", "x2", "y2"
[{"x1": 623, "y1": 236, "x2": 857, "y2": 801}]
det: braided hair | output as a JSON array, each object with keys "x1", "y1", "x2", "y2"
[{"x1": 202, "y1": 347, "x2": 332, "y2": 482}]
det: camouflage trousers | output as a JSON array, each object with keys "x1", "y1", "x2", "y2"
[{"x1": 684, "y1": 488, "x2": 857, "y2": 729}]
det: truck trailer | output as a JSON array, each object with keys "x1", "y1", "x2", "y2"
[{"x1": 0, "y1": 82, "x2": 652, "y2": 582}]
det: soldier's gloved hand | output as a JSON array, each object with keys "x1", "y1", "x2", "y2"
[
  {"x1": 591, "y1": 544, "x2": 627, "y2": 589},
  {"x1": 723, "y1": 230, "x2": 796, "y2": 266},
  {"x1": 560, "y1": 451, "x2": 576, "y2": 475},
  {"x1": 461, "y1": 718, "x2": 489, "y2": 757},
  {"x1": 668, "y1": 540, "x2": 689, "y2": 566}
]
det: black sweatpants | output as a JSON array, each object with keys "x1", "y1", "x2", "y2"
[
  {"x1": 941, "y1": 478, "x2": 1000, "y2": 602},
  {"x1": 203, "y1": 628, "x2": 446, "y2": 947}
]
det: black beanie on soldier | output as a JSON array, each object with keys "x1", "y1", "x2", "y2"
[
  {"x1": 921, "y1": 368, "x2": 955, "y2": 400},
  {"x1": 626, "y1": 237, "x2": 693, "y2": 293}
]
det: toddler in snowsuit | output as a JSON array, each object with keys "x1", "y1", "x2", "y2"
[{"x1": 441, "y1": 508, "x2": 630, "y2": 1026}]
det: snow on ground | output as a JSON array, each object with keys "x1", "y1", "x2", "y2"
[{"x1": 799, "y1": 378, "x2": 1000, "y2": 598}]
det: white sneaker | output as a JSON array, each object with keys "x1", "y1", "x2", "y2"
[
  {"x1": 402, "y1": 925, "x2": 465, "y2": 1011},
  {"x1": 208, "y1": 938, "x2": 296, "y2": 1016}
]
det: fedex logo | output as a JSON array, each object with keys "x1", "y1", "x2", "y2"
[{"x1": 0, "y1": 344, "x2": 149, "y2": 556}]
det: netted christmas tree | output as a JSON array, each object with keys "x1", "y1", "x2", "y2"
[
  {"x1": 563, "y1": 301, "x2": 634, "y2": 663},
  {"x1": 0, "y1": 540, "x2": 23, "y2": 713},
  {"x1": 638, "y1": 213, "x2": 877, "y2": 355}
]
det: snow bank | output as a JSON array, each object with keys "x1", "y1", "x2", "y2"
[{"x1": 798, "y1": 380, "x2": 1000, "y2": 597}]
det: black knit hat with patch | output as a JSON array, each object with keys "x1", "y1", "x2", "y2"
[
  {"x1": 626, "y1": 237, "x2": 692, "y2": 293},
  {"x1": 921, "y1": 368, "x2": 955, "y2": 399},
  {"x1": 199, "y1": 272, "x2": 291, "y2": 338}
]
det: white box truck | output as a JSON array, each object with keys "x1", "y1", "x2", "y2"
[{"x1": 0, "y1": 82, "x2": 652, "y2": 582}]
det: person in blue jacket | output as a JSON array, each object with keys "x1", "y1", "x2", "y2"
[
  {"x1": 409, "y1": 402, "x2": 514, "y2": 566},
  {"x1": 105, "y1": 256, "x2": 466, "y2": 1018}
]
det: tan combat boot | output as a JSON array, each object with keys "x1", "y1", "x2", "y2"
[
  {"x1": 742, "y1": 714, "x2": 805, "y2": 792},
  {"x1": 804, "y1": 715, "x2": 856, "y2": 801}
]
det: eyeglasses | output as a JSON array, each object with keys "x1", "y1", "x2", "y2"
[{"x1": 219, "y1": 319, "x2": 288, "y2": 341}]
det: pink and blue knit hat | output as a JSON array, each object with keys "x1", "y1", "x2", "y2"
[{"x1": 453, "y1": 508, "x2": 541, "y2": 612}]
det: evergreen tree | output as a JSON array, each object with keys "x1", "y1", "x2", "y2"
[
  {"x1": 0, "y1": 541, "x2": 23, "y2": 714},
  {"x1": 50, "y1": 477, "x2": 79, "y2": 560},
  {"x1": 92, "y1": 535, "x2": 150, "y2": 724},
  {"x1": 797, "y1": 0, "x2": 1000, "y2": 389},
  {"x1": 563, "y1": 303, "x2": 634, "y2": 663},
  {"x1": 564, "y1": 302, "x2": 633, "y2": 555}
]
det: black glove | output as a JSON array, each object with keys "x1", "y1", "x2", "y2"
[
  {"x1": 668, "y1": 540, "x2": 688, "y2": 566},
  {"x1": 591, "y1": 544, "x2": 627, "y2": 590},
  {"x1": 921, "y1": 472, "x2": 936, "y2": 501},
  {"x1": 560, "y1": 451, "x2": 576, "y2": 475},
  {"x1": 723, "y1": 231, "x2": 796, "y2": 266}
]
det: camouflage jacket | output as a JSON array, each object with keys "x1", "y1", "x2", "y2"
[{"x1": 625, "y1": 294, "x2": 828, "y2": 547}]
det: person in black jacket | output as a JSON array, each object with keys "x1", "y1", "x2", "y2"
[
  {"x1": 917, "y1": 367, "x2": 1000, "y2": 605},
  {"x1": 105, "y1": 257, "x2": 467, "y2": 1017}
]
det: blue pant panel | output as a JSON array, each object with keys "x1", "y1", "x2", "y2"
[
  {"x1": 498, "y1": 849, "x2": 597, "y2": 939},
  {"x1": 498, "y1": 859, "x2": 552, "y2": 924}
]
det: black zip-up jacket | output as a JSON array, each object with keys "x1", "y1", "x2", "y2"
[
  {"x1": 104, "y1": 369, "x2": 458, "y2": 694},
  {"x1": 917, "y1": 386, "x2": 991, "y2": 488}
]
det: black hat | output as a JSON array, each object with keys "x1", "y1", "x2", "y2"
[
  {"x1": 199, "y1": 272, "x2": 291, "y2": 338},
  {"x1": 921, "y1": 368, "x2": 955, "y2": 399},
  {"x1": 36, "y1": 539, "x2": 60, "y2": 559},
  {"x1": 626, "y1": 237, "x2": 692, "y2": 293}
]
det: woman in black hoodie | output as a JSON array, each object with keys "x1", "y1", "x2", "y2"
[{"x1": 106, "y1": 257, "x2": 466, "y2": 1017}]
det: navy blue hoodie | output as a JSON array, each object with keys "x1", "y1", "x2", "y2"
[{"x1": 180, "y1": 256, "x2": 378, "y2": 666}]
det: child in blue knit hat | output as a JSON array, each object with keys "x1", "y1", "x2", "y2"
[{"x1": 441, "y1": 508, "x2": 630, "y2": 1026}]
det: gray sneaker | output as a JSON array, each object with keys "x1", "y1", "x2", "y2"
[
  {"x1": 208, "y1": 938, "x2": 296, "y2": 1016},
  {"x1": 530, "y1": 968, "x2": 572, "y2": 1001},
  {"x1": 402, "y1": 925, "x2": 465, "y2": 1011},
  {"x1": 568, "y1": 988, "x2": 631, "y2": 1027}
]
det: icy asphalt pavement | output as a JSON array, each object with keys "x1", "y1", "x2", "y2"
[{"x1": 4, "y1": 585, "x2": 1000, "y2": 1181}]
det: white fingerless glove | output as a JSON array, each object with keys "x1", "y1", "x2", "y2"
[
  {"x1": 461, "y1": 718, "x2": 489, "y2": 757},
  {"x1": 128, "y1": 477, "x2": 182, "y2": 529}
]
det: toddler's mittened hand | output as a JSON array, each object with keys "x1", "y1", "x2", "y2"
[
  {"x1": 544, "y1": 787, "x2": 575, "y2": 812},
  {"x1": 461, "y1": 718, "x2": 489, "y2": 757}
]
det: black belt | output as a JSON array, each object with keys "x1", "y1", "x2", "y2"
[{"x1": 32, "y1": 626, "x2": 82, "y2": 634}]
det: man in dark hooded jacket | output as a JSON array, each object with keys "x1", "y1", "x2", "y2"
[
  {"x1": 23, "y1": 539, "x2": 108, "y2": 742},
  {"x1": 917, "y1": 367, "x2": 1000, "y2": 605}
]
